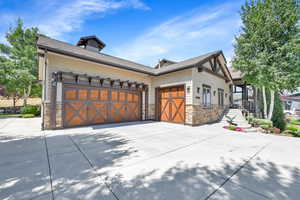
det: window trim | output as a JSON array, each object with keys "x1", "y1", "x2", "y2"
[
  {"x1": 218, "y1": 88, "x2": 224, "y2": 107},
  {"x1": 202, "y1": 84, "x2": 212, "y2": 107}
]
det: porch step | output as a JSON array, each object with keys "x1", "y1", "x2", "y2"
[{"x1": 220, "y1": 109, "x2": 250, "y2": 127}]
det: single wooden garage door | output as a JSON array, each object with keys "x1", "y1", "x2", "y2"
[
  {"x1": 159, "y1": 86, "x2": 185, "y2": 123},
  {"x1": 63, "y1": 86, "x2": 141, "y2": 127}
]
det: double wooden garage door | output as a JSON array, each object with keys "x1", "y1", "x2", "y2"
[
  {"x1": 159, "y1": 86, "x2": 185, "y2": 123},
  {"x1": 63, "y1": 85, "x2": 141, "y2": 127}
]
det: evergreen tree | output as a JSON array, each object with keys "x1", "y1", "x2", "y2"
[{"x1": 271, "y1": 92, "x2": 286, "y2": 131}]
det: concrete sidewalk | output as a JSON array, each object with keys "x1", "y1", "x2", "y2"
[{"x1": 1, "y1": 118, "x2": 300, "y2": 200}]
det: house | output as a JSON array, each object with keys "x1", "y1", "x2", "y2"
[
  {"x1": 37, "y1": 35, "x2": 233, "y2": 129},
  {"x1": 281, "y1": 93, "x2": 300, "y2": 116}
]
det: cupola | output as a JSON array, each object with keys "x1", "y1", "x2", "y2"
[{"x1": 76, "y1": 35, "x2": 106, "y2": 52}]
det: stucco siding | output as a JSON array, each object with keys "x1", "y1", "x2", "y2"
[
  {"x1": 44, "y1": 52, "x2": 152, "y2": 102},
  {"x1": 192, "y1": 67, "x2": 231, "y2": 105},
  {"x1": 150, "y1": 69, "x2": 193, "y2": 105}
]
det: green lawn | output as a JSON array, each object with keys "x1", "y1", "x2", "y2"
[{"x1": 0, "y1": 113, "x2": 21, "y2": 118}]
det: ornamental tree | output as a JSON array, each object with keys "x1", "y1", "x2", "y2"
[
  {"x1": 0, "y1": 18, "x2": 41, "y2": 106},
  {"x1": 233, "y1": 0, "x2": 300, "y2": 119}
]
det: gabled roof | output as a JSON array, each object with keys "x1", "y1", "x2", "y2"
[
  {"x1": 229, "y1": 68, "x2": 244, "y2": 80},
  {"x1": 37, "y1": 35, "x2": 231, "y2": 79},
  {"x1": 156, "y1": 51, "x2": 222, "y2": 75}
]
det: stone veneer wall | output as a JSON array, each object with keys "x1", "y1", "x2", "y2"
[
  {"x1": 42, "y1": 103, "x2": 51, "y2": 130},
  {"x1": 55, "y1": 103, "x2": 63, "y2": 128},
  {"x1": 42, "y1": 103, "x2": 63, "y2": 130},
  {"x1": 148, "y1": 104, "x2": 155, "y2": 120},
  {"x1": 186, "y1": 104, "x2": 227, "y2": 125}
]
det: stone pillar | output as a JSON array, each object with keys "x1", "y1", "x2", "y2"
[
  {"x1": 185, "y1": 104, "x2": 194, "y2": 125},
  {"x1": 42, "y1": 103, "x2": 52, "y2": 129},
  {"x1": 148, "y1": 104, "x2": 155, "y2": 120},
  {"x1": 55, "y1": 82, "x2": 63, "y2": 128}
]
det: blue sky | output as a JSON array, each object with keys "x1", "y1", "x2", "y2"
[{"x1": 0, "y1": 0, "x2": 244, "y2": 67}]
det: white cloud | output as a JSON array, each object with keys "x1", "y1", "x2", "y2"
[
  {"x1": 0, "y1": 0, "x2": 149, "y2": 41},
  {"x1": 112, "y1": 3, "x2": 241, "y2": 66},
  {"x1": 37, "y1": 0, "x2": 149, "y2": 38}
]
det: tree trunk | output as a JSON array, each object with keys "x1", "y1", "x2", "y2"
[
  {"x1": 262, "y1": 86, "x2": 267, "y2": 119},
  {"x1": 12, "y1": 94, "x2": 17, "y2": 113},
  {"x1": 267, "y1": 90, "x2": 275, "y2": 120},
  {"x1": 23, "y1": 84, "x2": 32, "y2": 106}
]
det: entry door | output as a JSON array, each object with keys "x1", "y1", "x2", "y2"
[
  {"x1": 159, "y1": 86, "x2": 185, "y2": 123},
  {"x1": 63, "y1": 86, "x2": 141, "y2": 127}
]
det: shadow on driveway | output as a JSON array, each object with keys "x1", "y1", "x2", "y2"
[{"x1": 1, "y1": 122, "x2": 300, "y2": 200}]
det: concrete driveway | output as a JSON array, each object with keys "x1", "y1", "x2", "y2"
[{"x1": 1, "y1": 118, "x2": 300, "y2": 200}]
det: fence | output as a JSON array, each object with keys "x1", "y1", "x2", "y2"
[{"x1": 0, "y1": 98, "x2": 41, "y2": 108}]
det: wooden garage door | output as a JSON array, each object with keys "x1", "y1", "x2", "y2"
[
  {"x1": 63, "y1": 86, "x2": 141, "y2": 127},
  {"x1": 159, "y1": 86, "x2": 185, "y2": 123}
]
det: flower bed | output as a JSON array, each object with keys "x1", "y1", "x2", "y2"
[{"x1": 223, "y1": 125, "x2": 244, "y2": 132}]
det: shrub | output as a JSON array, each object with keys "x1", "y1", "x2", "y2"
[
  {"x1": 258, "y1": 119, "x2": 273, "y2": 127},
  {"x1": 251, "y1": 118, "x2": 260, "y2": 127},
  {"x1": 290, "y1": 120, "x2": 300, "y2": 125},
  {"x1": 21, "y1": 106, "x2": 41, "y2": 116},
  {"x1": 260, "y1": 124, "x2": 270, "y2": 129},
  {"x1": 229, "y1": 125, "x2": 237, "y2": 131},
  {"x1": 271, "y1": 93, "x2": 286, "y2": 131},
  {"x1": 21, "y1": 114, "x2": 35, "y2": 118},
  {"x1": 282, "y1": 130, "x2": 300, "y2": 137},
  {"x1": 285, "y1": 125, "x2": 299, "y2": 132},
  {"x1": 246, "y1": 116, "x2": 255, "y2": 123},
  {"x1": 260, "y1": 124, "x2": 271, "y2": 133}
]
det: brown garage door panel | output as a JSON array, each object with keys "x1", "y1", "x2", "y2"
[
  {"x1": 63, "y1": 86, "x2": 141, "y2": 127},
  {"x1": 159, "y1": 86, "x2": 185, "y2": 124}
]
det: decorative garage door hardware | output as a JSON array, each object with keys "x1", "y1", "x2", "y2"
[
  {"x1": 52, "y1": 71, "x2": 148, "y2": 91},
  {"x1": 63, "y1": 86, "x2": 141, "y2": 127},
  {"x1": 159, "y1": 86, "x2": 185, "y2": 124},
  {"x1": 49, "y1": 71, "x2": 148, "y2": 128}
]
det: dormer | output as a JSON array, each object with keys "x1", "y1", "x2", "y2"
[{"x1": 76, "y1": 35, "x2": 106, "y2": 53}]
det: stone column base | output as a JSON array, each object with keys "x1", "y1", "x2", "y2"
[{"x1": 42, "y1": 102, "x2": 63, "y2": 130}]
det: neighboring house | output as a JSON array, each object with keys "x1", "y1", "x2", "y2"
[
  {"x1": 281, "y1": 93, "x2": 300, "y2": 115},
  {"x1": 37, "y1": 35, "x2": 233, "y2": 129}
]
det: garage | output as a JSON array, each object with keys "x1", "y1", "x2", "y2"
[
  {"x1": 158, "y1": 85, "x2": 185, "y2": 124},
  {"x1": 57, "y1": 73, "x2": 143, "y2": 128}
]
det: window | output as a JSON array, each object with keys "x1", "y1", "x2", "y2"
[
  {"x1": 202, "y1": 85, "x2": 211, "y2": 106},
  {"x1": 218, "y1": 89, "x2": 224, "y2": 107}
]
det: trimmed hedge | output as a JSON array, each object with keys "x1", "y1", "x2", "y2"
[
  {"x1": 285, "y1": 125, "x2": 299, "y2": 132},
  {"x1": 290, "y1": 120, "x2": 300, "y2": 125},
  {"x1": 21, "y1": 114, "x2": 35, "y2": 118},
  {"x1": 21, "y1": 106, "x2": 41, "y2": 116}
]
